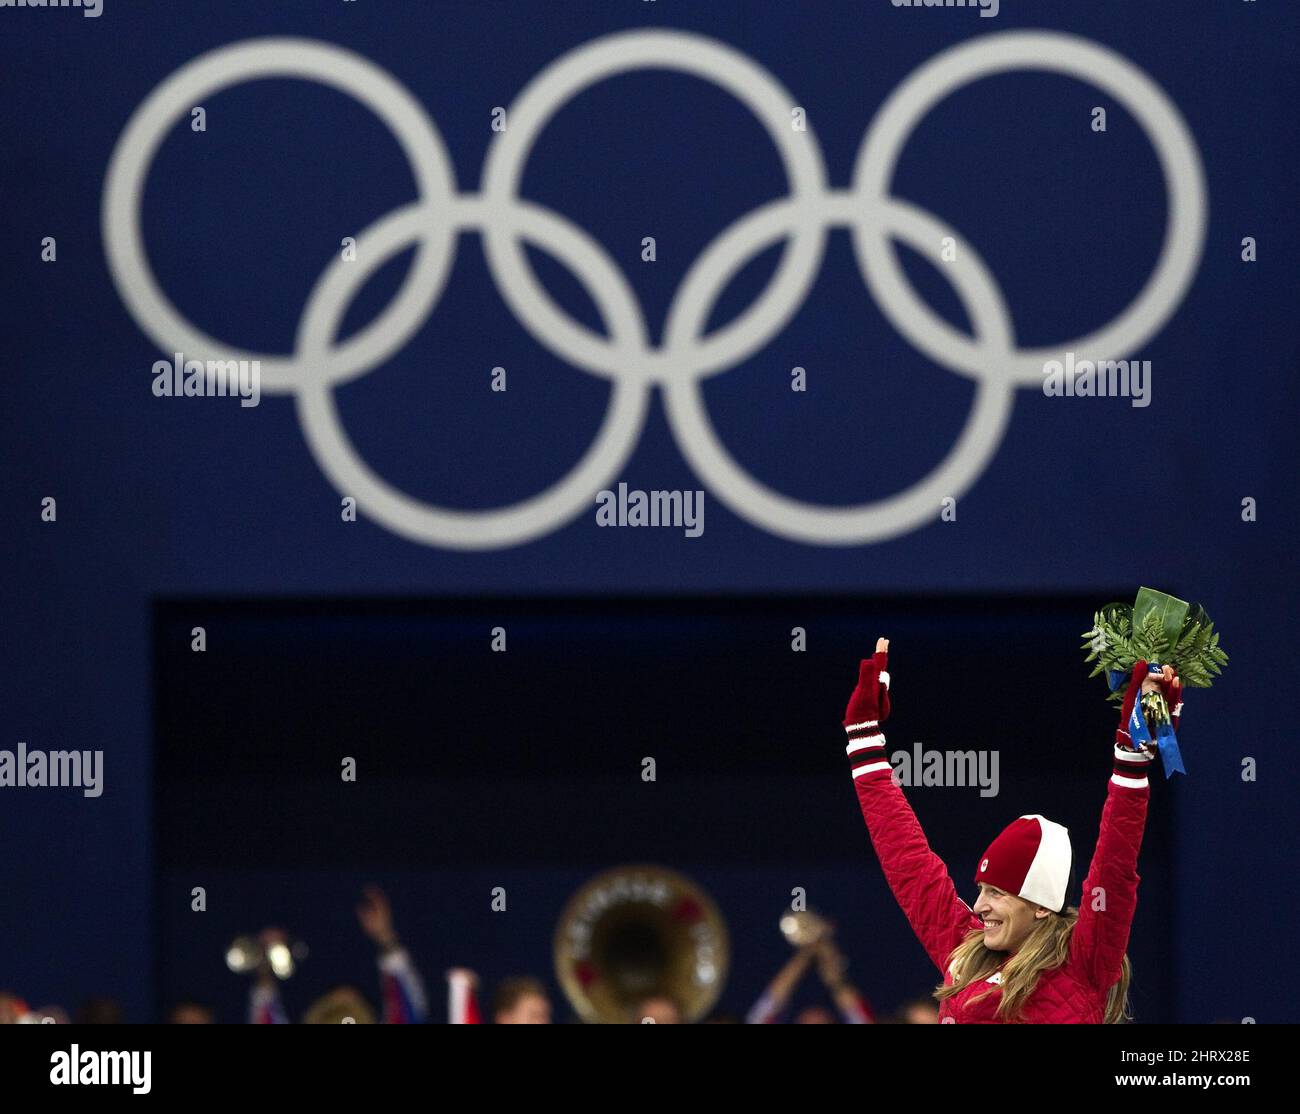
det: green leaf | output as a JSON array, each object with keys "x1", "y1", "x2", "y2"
[
  {"x1": 1134, "y1": 587, "x2": 1189, "y2": 658},
  {"x1": 1131, "y1": 609, "x2": 1166, "y2": 662},
  {"x1": 1086, "y1": 593, "x2": 1226, "y2": 706}
]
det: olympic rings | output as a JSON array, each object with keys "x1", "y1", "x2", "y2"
[
  {"x1": 103, "y1": 38, "x2": 459, "y2": 394},
  {"x1": 103, "y1": 29, "x2": 1206, "y2": 548}
]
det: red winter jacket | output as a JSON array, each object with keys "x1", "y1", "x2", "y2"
[{"x1": 848, "y1": 747, "x2": 1149, "y2": 1023}]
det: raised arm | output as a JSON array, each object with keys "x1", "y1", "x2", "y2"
[
  {"x1": 357, "y1": 885, "x2": 430, "y2": 1024},
  {"x1": 814, "y1": 938, "x2": 877, "y2": 1024},
  {"x1": 1069, "y1": 662, "x2": 1171, "y2": 990},
  {"x1": 377, "y1": 947, "x2": 429, "y2": 1024},
  {"x1": 745, "y1": 946, "x2": 816, "y2": 1024},
  {"x1": 843, "y1": 640, "x2": 981, "y2": 974},
  {"x1": 246, "y1": 928, "x2": 292, "y2": 1024}
]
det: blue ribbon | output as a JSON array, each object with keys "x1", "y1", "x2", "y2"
[{"x1": 1122, "y1": 662, "x2": 1186, "y2": 778}]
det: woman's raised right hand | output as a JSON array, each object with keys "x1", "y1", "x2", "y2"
[{"x1": 843, "y1": 637, "x2": 892, "y2": 729}]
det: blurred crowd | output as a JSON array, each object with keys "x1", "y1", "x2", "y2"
[{"x1": 0, "y1": 886, "x2": 940, "y2": 1025}]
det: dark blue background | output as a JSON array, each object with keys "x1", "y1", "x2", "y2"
[{"x1": 2, "y1": 0, "x2": 1295, "y2": 1023}]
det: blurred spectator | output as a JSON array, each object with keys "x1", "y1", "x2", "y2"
[
  {"x1": 492, "y1": 977, "x2": 551, "y2": 1024},
  {"x1": 814, "y1": 938, "x2": 875, "y2": 1023},
  {"x1": 356, "y1": 885, "x2": 428, "y2": 1024},
  {"x1": 748, "y1": 936, "x2": 874, "y2": 1023},
  {"x1": 446, "y1": 968, "x2": 482, "y2": 1023},
  {"x1": 248, "y1": 928, "x2": 293, "y2": 1024},
  {"x1": 303, "y1": 986, "x2": 376, "y2": 1025},
  {"x1": 634, "y1": 995, "x2": 681, "y2": 1024},
  {"x1": 896, "y1": 996, "x2": 940, "y2": 1024},
  {"x1": 247, "y1": 886, "x2": 428, "y2": 1023},
  {"x1": 747, "y1": 945, "x2": 815, "y2": 1023},
  {"x1": 0, "y1": 992, "x2": 28, "y2": 1024},
  {"x1": 74, "y1": 996, "x2": 123, "y2": 1024},
  {"x1": 167, "y1": 1001, "x2": 214, "y2": 1024},
  {"x1": 1, "y1": 995, "x2": 71, "y2": 1025}
]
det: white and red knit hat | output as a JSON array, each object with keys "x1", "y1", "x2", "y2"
[{"x1": 974, "y1": 815, "x2": 1073, "y2": 913}]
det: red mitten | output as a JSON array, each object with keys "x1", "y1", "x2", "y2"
[
  {"x1": 843, "y1": 646, "x2": 892, "y2": 782},
  {"x1": 843, "y1": 648, "x2": 891, "y2": 730},
  {"x1": 1116, "y1": 662, "x2": 1184, "y2": 747},
  {"x1": 1166, "y1": 673, "x2": 1185, "y2": 733},
  {"x1": 1115, "y1": 660, "x2": 1151, "y2": 749}
]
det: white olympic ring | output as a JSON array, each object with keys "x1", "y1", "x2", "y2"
[{"x1": 102, "y1": 29, "x2": 1206, "y2": 549}]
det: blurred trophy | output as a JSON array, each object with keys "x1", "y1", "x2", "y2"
[
  {"x1": 226, "y1": 930, "x2": 309, "y2": 980},
  {"x1": 779, "y1": 908, "x2": 832, "y2": 948}
]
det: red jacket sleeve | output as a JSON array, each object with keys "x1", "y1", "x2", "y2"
[
  {"x1": 848, "y1": 740, "x2": 981, "y2": 975},
  {"x1": 1068, "y1": 746, "x2": 1151, "y2": 991}
]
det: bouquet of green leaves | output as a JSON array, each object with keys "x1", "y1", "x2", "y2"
[{"x1": 1081, "y1": 587, "x2": 1228, "y2": 734}]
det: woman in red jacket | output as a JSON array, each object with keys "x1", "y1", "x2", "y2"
[{"x1": 843, "y1": 638, "x2": 1180, "y2": 1024}]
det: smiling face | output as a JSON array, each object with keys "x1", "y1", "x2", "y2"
[{"x1": 973, "y1": 883, "x2": 1050, "y2": 953}]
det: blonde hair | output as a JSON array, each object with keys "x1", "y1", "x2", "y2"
[
  {"x1": 302, "y1": 986, "x2": 377, "y2": 1025},
  {"x1": 935, "y1": 906, "x2": 1131, "y2": 1023}
]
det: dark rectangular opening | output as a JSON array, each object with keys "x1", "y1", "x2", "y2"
[{"x1": 153, "y1": 595, "x2": 1173, "y2": 1023}]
